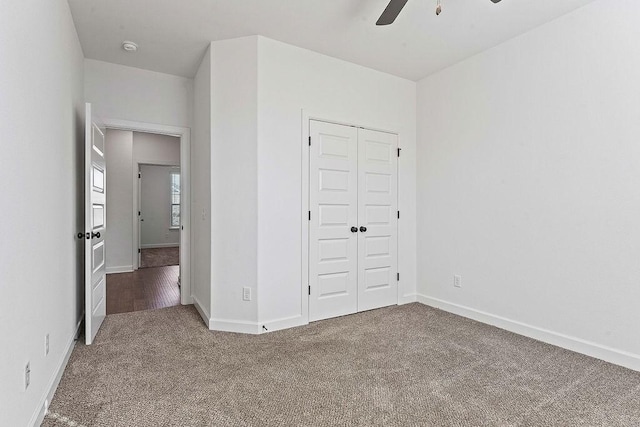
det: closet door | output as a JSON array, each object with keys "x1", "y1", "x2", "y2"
[
  {"x1": 357, "y1": 128, "x2": 398, "y2": 311},
  {"x1": 308, "y1": 120, "x2": 359, "y2": 322}
]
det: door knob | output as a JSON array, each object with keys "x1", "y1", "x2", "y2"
[
  {"x1": 77, "y1": 232, "x2": 88, "y2": 239},
  {"x1": 91, "y1": 231, "x2": 101, "y2": 239},
  {"x1": 359, "y1": 226, "x2": 367, "y2": 233},
  {"x1": 350, "y1": 226, "x2": 358, "y2": 233}
]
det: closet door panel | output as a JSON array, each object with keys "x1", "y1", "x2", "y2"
[
  {"x1": 309, "y1": 120, "x2": 359, "y2": 322},
  {"x1": 357, "y1": 128, "x2": 398, "y2": 311}
]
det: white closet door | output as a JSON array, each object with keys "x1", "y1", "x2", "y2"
[
  {"x1": 309, "y1": 120, "x2": 359, "y2": 322},
  {"x1": 357, "y1": 128, "x2": 398, "y2": 312}
]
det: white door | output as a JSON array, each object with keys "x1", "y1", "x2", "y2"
[
  {"x1": 84, "y1": 103, "x2": 107, "y2": 345},
  {"x1": 357, "y1": 128, "x2": 398, "y2": 311},
  {"x1": 308, "y1": 120, "x2": 359, "y2": 321}
]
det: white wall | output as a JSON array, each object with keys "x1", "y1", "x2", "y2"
[
  {"x1": 257, "y1": 37, "x2": 417, "y2": 329},
  {"x1": 416, "y1": 0, "x2": 640, "y2": 369},
  {"x1": 210, "y1": 37, "x2": 259, "y2": 325},
  {"x1": 194, "y1": 36, "x2": 416, "y2": 331},
  {"x1": 105, "y1": 131, "x2": 180, "y2": 271},
  {"x1": 84, "y1": 59, "x2": 193, "y2": 128},
  {"x1": 192, "y1": 46, "x2": 212, "y2": 320},
  {"x1": 105, "y1": 129, "x2": 134, "y2": 272},
  {"x1": 0, "y1": 1, "x2": 85, "y2": 425},
  {"x1": 140, "y1": 165, "x2": 181, "y2": 247},
  {"x1": 134, "y1": 131, "x2": 181, "y2": 163}
]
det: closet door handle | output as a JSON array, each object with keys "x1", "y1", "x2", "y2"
[
  {"x1": 350, "y1": 226, "x2": 358, "y2": 233},
  {"x1": 359, "y1": 226, "x2": 367, "y2": 233},
  {"x1": 91, "y1": 231, "x2": 101, "y2": 239}
]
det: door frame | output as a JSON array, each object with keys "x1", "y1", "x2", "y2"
[
  {"x1": 135, "y1": 161, "x2": 181, "y2": 263},
  {"x1": 102, "y1": 118, "x2": 193, "y2": 305},
  {"x1": 301, "y1": 110, "x2": 400, "y2": 323}
]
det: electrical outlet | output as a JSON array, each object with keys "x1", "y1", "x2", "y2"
[
  {"x1": 242, "y1": 287, "x2": 251, "y2": 301},
  {"x1": 454, "y1": 275, "x2": 462, "y2": 288},
  {"x1": 45, "y1": 333, "x2": 49, "y2": 356},
  {"x1": 25, "y1": 362, "x2": 30, "y2": 390}
]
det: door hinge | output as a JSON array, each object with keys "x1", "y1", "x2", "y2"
[
  {"x1": 308, "y1": 285, "x2": 311, "y2": 295},
  {"x1": 397, "y1": 273, "x2": 400, "y2": 281},
  {"x1": 397, "y1": 148, "x2": 401, "y2": 157},
  {"x1": 138, "y1": 172, "x2": 141, "y2": 178},
  {"x1": 138, "y1": 211, "x2": 141, "y2": 216},
  {"x1": 138, "y1": 248, "x2": 141, "y2": 254},
  {"x1": 397, "y1": 211, "x2": 400, "y2": 219},
  {"x1": 308, "y1": 136, "x2": 311, "y2": 146},
  {"x1": 308, "y1": 211, "x2": 311, "y2": 221}
]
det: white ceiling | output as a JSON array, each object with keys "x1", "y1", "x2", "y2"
[{"x1": 68, "y1": 0, "x2": 596, "y2": 81}]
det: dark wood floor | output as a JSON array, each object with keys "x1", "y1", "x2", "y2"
[{"x1": 106, "y1": 265, "x2": 180, "y2": 314}]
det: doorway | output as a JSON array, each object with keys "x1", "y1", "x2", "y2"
[
  {"x1": 100, "y1": 121, "x2": 191, "y2": 316},
  {"x1": 137, "y1": 163, "x2": 181, "y2": 269}
]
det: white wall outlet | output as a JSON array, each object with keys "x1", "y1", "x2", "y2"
[
  {"x1": 25, "y1": 362, "x2": 30, "y2": 390},
  {"x1": 242, "y1": 287, "x2": 251, "y2": 301},
  {"x1": 454, "y1": 275, "x2": 462, "y2": 288},
  {"x1": 45, "y1": 333, "x2": 49, "y2": 356}
]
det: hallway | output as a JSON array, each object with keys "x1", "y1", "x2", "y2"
[{"x1": 106, "y1": 266, "x2": 180, "y2": 314}]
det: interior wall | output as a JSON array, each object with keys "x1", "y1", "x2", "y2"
[
  {"x1": 257, "y1": 37, "x2": 417, "y2": 327},
  {"x1": 140, "y1": 165, "x2": 181, "y2": 248},
  {"x1": 104, "y1": 129, "x2": 134, "y2": 272},
  {"x1": 416, "y1": 0, "x2": 640, "y2": 367},
  {"x1": 192, "y1": 45, "x2": 212, "y2": 320},
  {"x1": 104, "y1": 131, "x2": 180, "y2": 271},
  {"x1": 133, "y1": 131, "x2": 181, "y2": 163},
  {"x1": 84, "y1": 59, "x2": 193, "y2": 128},
  {"x1": 0, "y1": 1, "x2": 85, "y2": 425},
  {"x1": 210, "y1": 37, "x2": 259, "y2": 326}
]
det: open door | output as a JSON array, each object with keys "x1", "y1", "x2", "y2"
[{"x1": 84, "y1": 103, "x2": 107, "y2": 345}]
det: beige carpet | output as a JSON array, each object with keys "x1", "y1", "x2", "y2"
[
  {"x1": 139, "y1": 247, "x2": 179, "y2": 268},
  {"x1": 44, "y1": 304, "x2": 640, "y2": 427}
]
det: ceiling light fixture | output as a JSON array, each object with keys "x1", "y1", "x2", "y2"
[{"x1": 122, "y1": 41, "x2": 138, "y2": 52}]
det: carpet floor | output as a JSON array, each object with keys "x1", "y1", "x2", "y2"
[
  {"x1": 44, "y1": 304, "x2": 640, "y2": 427},
  {"x1": 139, "y1": 247, "x2": 179, "y2": 268}
]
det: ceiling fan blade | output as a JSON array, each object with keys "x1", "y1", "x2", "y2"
[{"x1": 376, "y1": 0, "x2": 409, "y2": 26}]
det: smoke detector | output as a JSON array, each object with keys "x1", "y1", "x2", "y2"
[{"x1": 122, "y1": 41, "x2": 138, "y2": 52}]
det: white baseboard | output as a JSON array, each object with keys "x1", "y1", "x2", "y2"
[
  {"x1": 192, "y1": 300, "x2": 306, "y2": 334},
  {"x1": 192, "y1": 296, "x2": 211, "y2": 329},
  {"x1": 210, "y1": 318, "x2": 261, "y2": 334},
  {"x1": 398, "y1": 293, "x2": 418, "y2": 305},
  {"x1": 140, "y1": 243, "x2": 179, "y2": 249},
  {"x1": 192, "y1": 298, "x2": 263, "y2": 334},
  {"x1": 211, "y1": 314, "x2": 308, "y2": 335},
  {"x1": 106, "y1": 265, "x2": 133, "y2": 274},
  {"x1": 30, "y1": 315, "x2": 83, "y2": 427},
  {"x1": 261, "y1": 315, "x2": 307, "y2": 333},
  {"x1": 417, "y1": 294, "x2": 640, "y2": 372}
]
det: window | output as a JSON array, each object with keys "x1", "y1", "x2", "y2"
[{"x1": 170, "y1": 171, "x2": 180, "y2": 228}]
